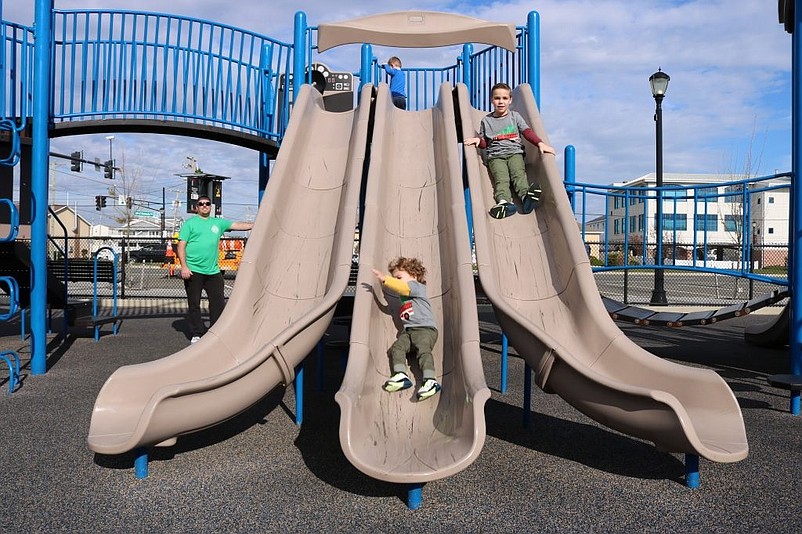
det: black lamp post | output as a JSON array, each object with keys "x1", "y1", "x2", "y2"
[{"x1": 649, "y1": 68, "x2": 669, "y2": 305}]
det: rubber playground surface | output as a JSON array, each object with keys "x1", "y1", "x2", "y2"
[{"x1": 0, "y1": 304, "x2": 800, "y2": 532}]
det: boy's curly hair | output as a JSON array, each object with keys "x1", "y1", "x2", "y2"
[{"x1": 387, "y1": 256, "x2": 426, "y2": 283}]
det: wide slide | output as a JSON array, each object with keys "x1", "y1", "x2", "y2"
[
  {"x1": 87, "y1": 84, "x2": 371, "y2": 454},
  {"x1": 457, "y1": 83, "x2": 748, "y2": 463},
  {"x1": 336, "y1": 84, "x2": 490, "y2": 483}
]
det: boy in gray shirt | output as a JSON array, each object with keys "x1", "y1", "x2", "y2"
[
  {"x1": 372, "y1": 257, "x2": 440, "y2": 400},
  {"x1": 465, "y1": 82, "x2": 556, "y2": 218}
]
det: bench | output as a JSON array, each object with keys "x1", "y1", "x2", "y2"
[{"x1": 48, "y1": 258, "x2": 116, "y2": 284}]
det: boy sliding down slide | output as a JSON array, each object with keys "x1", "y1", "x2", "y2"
[{"x1": 464, "y1": 82, "x2": 556, "y2": 219}]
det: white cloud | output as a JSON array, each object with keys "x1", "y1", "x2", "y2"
[{"x1": 3, "y1": 0, "x2": 792, "y2": 223}]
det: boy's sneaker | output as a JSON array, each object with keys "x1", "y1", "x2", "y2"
[
  {"x1": 489, "y1": 199, "x2": 517, "y2": 219},
  {"x1": 383, "y1": 372, "x2": 413, "y2": 392},
  {"x1": 521, "y1": 184, "x2": 542, "y2": 214},
  {"x1": 416, "y1": 378, "x2": 442, "y2": 400}
]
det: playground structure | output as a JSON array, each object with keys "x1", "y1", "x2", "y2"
[{"x1": 1, "y1": 3, "x2": 800, "y2": 508}]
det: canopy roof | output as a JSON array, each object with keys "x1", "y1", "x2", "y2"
[{"x1": 316, "y1": 11, "x2": 517, "y2": 52}]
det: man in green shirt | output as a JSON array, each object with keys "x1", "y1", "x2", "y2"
[{"x1": 177, "y1": 195, "x2": 253, "y2": 343}]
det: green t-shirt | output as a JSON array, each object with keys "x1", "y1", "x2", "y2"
[{"x1": 178, "y1": 215, "x2": 232, "y2": 274}]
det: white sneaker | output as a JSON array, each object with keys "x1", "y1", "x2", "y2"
[{"x1": 190, "y1": 336, "x2": 201, "y2": 344}]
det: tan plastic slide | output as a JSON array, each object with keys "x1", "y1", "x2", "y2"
[
  {"x1": 87, "y1": 84, "x2": 371, "y2": 454},
  {"x1": 457, "y1": 83, "x2": 748, "y2": 463},
  {"x1": 336, "y1": 84, "x2": 490, "y2": 483}
]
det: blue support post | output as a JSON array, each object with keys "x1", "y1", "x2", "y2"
[
  {"x1": 523, "y1": 363, "x2": 532, "y2": 428},
  {"x1": 564, "y1": 145, "x2": 576, "y2": 212},
  {"x1": 359, "y1": 43, "x2": 373, "y2": 95},
  {"x1": 790, "y1": 0, "x2": 802, "y2": 378},
  {"x1": 526, "y1": 11, "x2": 541, "y2": 107},
  {"x1": 258, "y1": 152, "x2": 270, "y2": 205},
  {"x1": 292, "y1": 12, "x2": 307, "y2": 106},
  {"x1": 30, "y1": 0, "x2": 53, "y2": 375},
  {"x1": 295, "y1": 365, "x2": 304, "y2": 425},
  {"x1": 134, "y1": 447, "x2": 149, "y2": 479},
  {"x1": 407, "y1": 483, "x2": 423, "y2": 510},
  {"x1": 461, "y1": 44, "x2": 473, "y2": 96},
  {"x1": 258, "y1": 42, "x2": 274, "y2": 203},
  {"x1": 500, "y1": 333, "x2": 509, "y2": 394},
  {"x1": 684, "y1": 453, "x2": 700, "y2": 489},
  {"x1": 792, "y1": 390, "x2": 801, "y2": 416}
]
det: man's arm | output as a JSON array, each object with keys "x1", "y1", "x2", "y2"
[
  {"x1": 176, "y1": 240, "x2": 192, "y2": 279},
  {"x1": 229, "y1": 221, "x2": 253, "y2": 231}
]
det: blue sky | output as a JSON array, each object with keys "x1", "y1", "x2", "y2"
[{"x1": 4, "y1": 1, "x2": 792, "y2": 224}]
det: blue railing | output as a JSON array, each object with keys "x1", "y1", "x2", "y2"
[
  {"x1": 0, "y1": 20, "x2": 33, "y2": 165},
  {"x1": 571, "y1": 172, "x2": 791, "y2": 285},
  {"x1": 51, "y1": 10, "x2": 293, "y2": 140}
]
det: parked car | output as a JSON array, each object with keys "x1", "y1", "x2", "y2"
[{"x1": 128, "y1": 243, "x2": 166, "y2": 263}]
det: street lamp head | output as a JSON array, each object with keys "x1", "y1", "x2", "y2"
[
  {"x1": 105, "y1": 135, "x2": 114, "y2": 141},
  {"x1": 649, "y1": 68, "x2": 670, "y2": 98}
]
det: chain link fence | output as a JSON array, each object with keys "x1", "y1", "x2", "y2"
[
  {"x1": 590, "y1": 241, "x2": 788, "y2": 306},
  {"x1": 42, "y1": 236, "x2": 247, "y2": 300}
]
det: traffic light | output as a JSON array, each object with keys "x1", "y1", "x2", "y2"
[
  {"x1": 70, "y1": 151, "x2": 82, "y2": 172},
  {"x1": 104, "y1": 160, "x2": 114, "y2": 179},
  {"x1": 95, "y1": 195, "x2": 107, "y2": 211},
  {"x1": 126, "y1": 197, "x2": 132, "y2": 209}
]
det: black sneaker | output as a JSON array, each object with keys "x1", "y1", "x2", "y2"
[
  {"x1": 383, "y1": 372, "x2": 413, "y2": 392},
  {"x1": 489, "y1": 199, "x2": 517, "y2": 219},
  {"x1": 522, "y1": 184, "x2": 542, "y2": 214}
]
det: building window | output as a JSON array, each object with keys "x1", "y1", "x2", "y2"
[
  {"x1": 768, "y1": 227, "x2": 774, "y2": 234},
  {"x1": 768, "y1": 196, "x2": 775, "y2": 204},
  {"x1": 630, "y1": 216, "x2": 637, "y2": 232},
  {"x1": 662, "y1": 213, "x2": 687, "y2": 231},
  {"x1": 694, "y1": 214, "x2": 718, "y2": 231},
  {"x1": 638, "y1": 214, "x2": 644, "y2": 231},
  {"x1": 723, "y1": 185, "x2": 745, "y2": 203},
  {"x1": 723, "y1": 215, "x2": 740, "y2": 232},
  {"x1": 696, "y1": 187, "x2": 719, "y2": 203},
  {"x1": 662, "y1": 187, "x2": 687, "y2": 202}
]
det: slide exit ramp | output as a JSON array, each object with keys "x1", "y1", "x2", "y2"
[
  {"x1": 87, "y1": 84, "x2": 371, "y2": 454},
  {"x1": 457, "y1": 83, "x2": 748, "y2": 463},
  {"x1": 336, "y1": 83, "x2": 490, "y2": 483}
]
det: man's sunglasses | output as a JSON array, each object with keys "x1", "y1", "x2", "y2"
[{"x1": 197, "y1": 201, "x2": 211, "y2": 206}]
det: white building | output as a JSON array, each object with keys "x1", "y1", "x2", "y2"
[
  {"x1": 601, "y1": 172, "x2": 789, "y2": 266},
  {"x1": 607, "y1": 173, "x2": 789, "y2": 241}
]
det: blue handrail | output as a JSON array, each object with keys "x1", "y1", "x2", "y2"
[
  {"x1": 0, "y1": 274, "x2": 19, "y2": 320},
  {"x1": 0, "y1": 198, "x2": 18, "y2": 241}
]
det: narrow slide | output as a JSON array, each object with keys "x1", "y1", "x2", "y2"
[
  {"x1": 457, "y1": 84, "x2": 748, "y2": 463},
  {"x1": 336, "y1": 84, "x2": 490, "y2": 483},
  {"x1": 87, "y1": 84, "x2": 371, "y2": 454}
]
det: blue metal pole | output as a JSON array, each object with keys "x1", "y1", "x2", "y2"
[
  {"x1": 359, "y1": 43, "x2": 373, "y2": 95},
  {"x1": 791, "y1": 0, "x2": 802, "y2": 377},
  {"x1": 564, "y1": 145, "x2": 576, "y2": 212},
  {"x1": 526, "y1": 11, "x2": 540, "y2": 107},
  {"x1": 461, "y1": 44, "x2": 472, "y2": 96},
  {"x1": 295, "y1": 364, "x2": 304, "y2": 425},
  {"x1": 684, "y1": 453, "x2": 700, "y2": 489},
  {"x1": 407, "y1": 483, "x2": 423, "y2": 510},
  {"x1": 30, "y1": 0, "x2": 53, "y2": 375},
  {"x1": 134, "y1": 447, "x2": 149, "y2": 479},
  {"x1": 292, "y1": 12, "x2": 307, "y2": 106}
]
